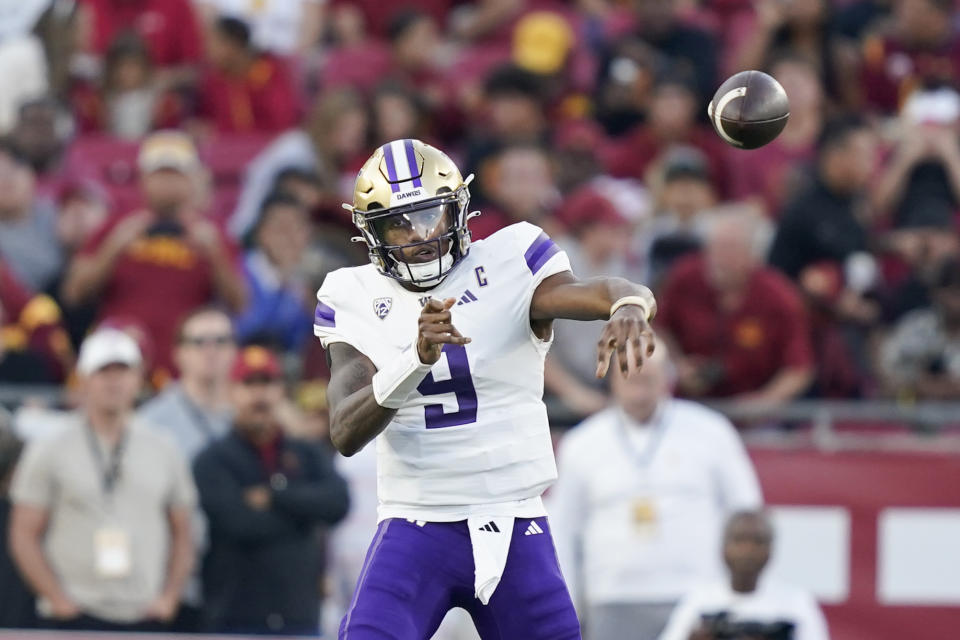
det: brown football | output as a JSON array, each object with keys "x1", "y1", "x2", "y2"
[{"x1": 707, "y1": 70, "x2": 790, "y2": 150}]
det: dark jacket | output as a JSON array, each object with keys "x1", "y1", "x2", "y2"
[
  {"x1": 194, "y1": 430, "x2": 349, "y2": 635},
  {"x1": 769, "y1": 174, "x2": 869, "y2": 280},
  {"x1": 0, "y1": 498, "x2": 36, "y2": 629}
]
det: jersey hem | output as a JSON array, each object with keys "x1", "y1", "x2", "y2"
[{"x1": 376, "y1": 496, "x2": 547, "y2": 523}]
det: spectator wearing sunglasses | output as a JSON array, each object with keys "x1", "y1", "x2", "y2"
[
  {"x1": 138, "y1": 305, "x2": 237, "y2": 631},
  {"x1": 139, "y1": 306, "x2": 237, "y2": 461}
]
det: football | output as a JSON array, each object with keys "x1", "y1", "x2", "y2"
[{"x1": 707, "y1": 70, "x2": 790, "y2": 150}]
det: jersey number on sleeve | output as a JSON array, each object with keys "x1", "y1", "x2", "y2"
[{"x1": 417, "y1": 344, "x2": 478, "y2": 429}]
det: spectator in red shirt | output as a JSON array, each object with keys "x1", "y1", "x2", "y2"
[
  {"x1": 61, "y1": 131, "x2": 246, "y2": 379},
  {"x1": 658, "y1": 208, "x2": 814, "y2": 407},
  {"x1": 860, "y1": 0, "x2": 960, "y2": 114},
  {"x1": 79, "y1": 0, "x2": 203, "y2": 70},
  {"x1": 0, "y1": 260, "x2": 74, "y2": 384},
  {"x1": 197, "y1": 16, "x2": 301, "y2": 135}
]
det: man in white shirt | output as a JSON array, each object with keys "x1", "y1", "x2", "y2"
[
  {"x1": 9, "y1": 329, "x2": 196, "y2": 632},
  {"x1": 550, "y1": 341, "x2": 762, "y2": 640},
  {"x1": 659, "y1": 511, "x2": 830, "y2": 640}
]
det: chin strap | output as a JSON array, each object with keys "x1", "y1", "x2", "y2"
[{"x1": 402, "y1": 251, "x2": 454, "y2": 287}]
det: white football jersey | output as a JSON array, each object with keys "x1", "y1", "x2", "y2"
[{"x1": 314, "y1": 222, "x2": 572, "y2": 521}]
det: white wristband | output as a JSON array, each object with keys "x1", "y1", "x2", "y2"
[
  {"x1": 372, "y1": 345, "x2": 434, "y2": 409},
  {"x1": 609, "y1": 294, "x2": 655, "y2": 322}
]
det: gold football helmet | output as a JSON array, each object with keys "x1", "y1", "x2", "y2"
[{"x1": 343, "y1": 139, "x2": 474, "y2": 287}]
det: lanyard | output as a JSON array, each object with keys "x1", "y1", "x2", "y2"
[
  {"x1": 85, "y1": 423, "x2": 128, "y2": 498},
  {"x1": 614, "y1": 403, "x2": 669, "y2": 470}
]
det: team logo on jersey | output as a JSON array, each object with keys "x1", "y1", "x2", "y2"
[{"x1": 373, "y1": 297, "x2": 393, "y2": 320}]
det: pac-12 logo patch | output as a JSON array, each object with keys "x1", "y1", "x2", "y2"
[{"x1": 373, "y1": 297, "x2": 393, "y2": 320}]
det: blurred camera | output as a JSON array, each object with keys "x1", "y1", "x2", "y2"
[
  {"x1": 700, "y1": 611, "x2": 796, "y2": 640},
  {"x1": 146, "y1": 218, "x2": 184, "y2": 237}
]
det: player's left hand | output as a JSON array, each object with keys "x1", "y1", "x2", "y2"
[{"x1": 595, "y1": 305, "x2": 655, "y2": 378}]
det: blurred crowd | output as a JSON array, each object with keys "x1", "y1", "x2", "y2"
[
  {"x1": 2, "y1": 0, "x2": 954, "y2": 636},
  {"x1": 1, "y1": 0, "x2": 959, "y2": 423}
]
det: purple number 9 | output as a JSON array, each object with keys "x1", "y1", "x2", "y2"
[{"x1": 416, "y1": 344, "x2": 478, "y2": 429}]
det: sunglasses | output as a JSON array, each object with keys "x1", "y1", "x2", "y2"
[{"x1": 180, "y1": 334, "x2": 234, "y2": 348}]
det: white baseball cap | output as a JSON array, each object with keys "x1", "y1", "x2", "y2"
[
  {"x1": 77, "y1": 328, "x2": 142, "y2": 375},
  {"x1": 137, "y1": 130, "x2": 201, "y2": 174}
]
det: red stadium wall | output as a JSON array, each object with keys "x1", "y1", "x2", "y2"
[{"x1": 749, "y1": 448, "x2": 960, "y2": 640}]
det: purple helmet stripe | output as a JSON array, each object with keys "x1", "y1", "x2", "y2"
[
  {"x1": 403, "y1": 139, "x2": 423, "y2": 188},
  {"x1": 382, "y1": 143, "x2": 401, "y2": 193},
  {"x1": 314, "y1": 301, "x2": 336, "y2": 327},
  {"x1": 524, "y1": 232, "x2": 560, "y2": 274}
]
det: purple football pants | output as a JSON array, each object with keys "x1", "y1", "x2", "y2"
[{"x1": 339, "y1": 517, "x2": 581, "y2": 640}]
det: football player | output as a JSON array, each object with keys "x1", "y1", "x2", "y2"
[{"x1": 315, "y1": 139, "x2": 657, "y2": 639}]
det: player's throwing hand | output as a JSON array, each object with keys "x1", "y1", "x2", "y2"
[
  {"x1": 596, "y1": 305, "x2": 656, "y2": 378},
  {"x1": 417, "y1": 297, "x2": 472, "y2": 365}
]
